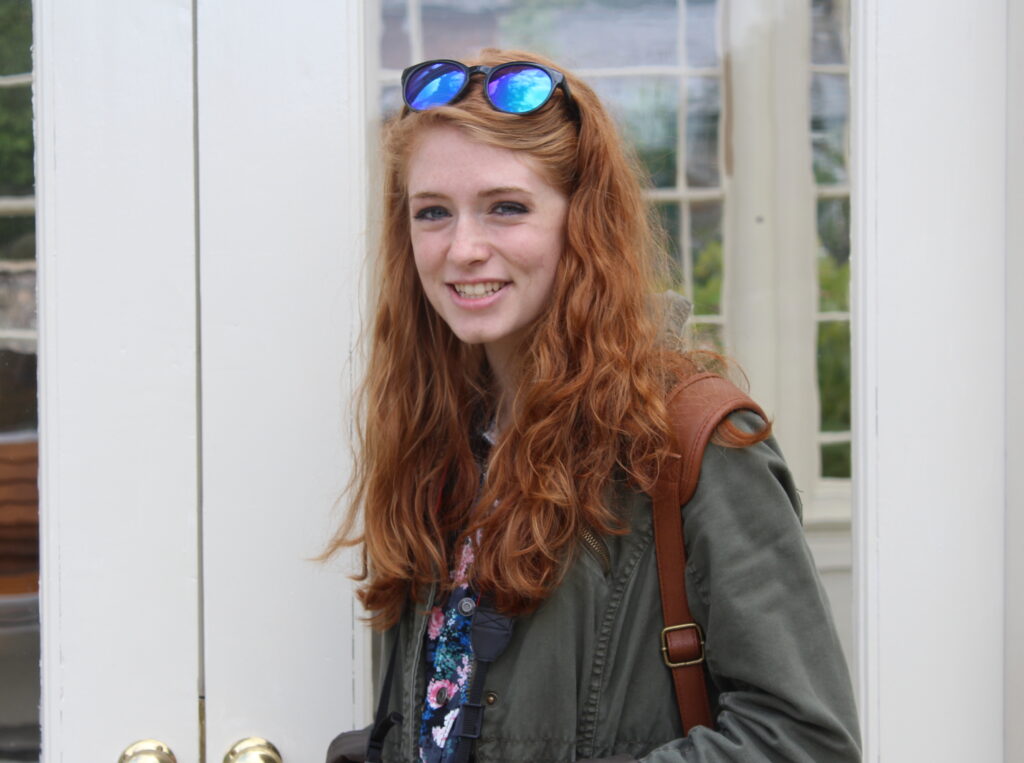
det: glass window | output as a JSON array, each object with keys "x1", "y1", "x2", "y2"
[
  {"x1": 413, "y1": 0, "x2": 679, "y2": 69},
  {"x1": 690, "y1": 201, "x2": 723, "y2": 316},
  {"x1": 810, "y1": 0, "x2": 851, "y2": 480},
  {"x1": 686, "y1": 77, "x2": 721, "y2": 189},
  {"x1": 685, "y1": 0, "x2": 719, "y2": 68},
  {"x1": 0, "y1": 2, "x2": 32, "y2": 77},
  {"x1": 0, "y1": 84, "x2": 33, "y2": 197},
  {"x1": 0, "y1": 1, "x2": 40, "y2": 759},
  {"x1": 590, "y1": 76, "x2": 678, "y2": 189}
]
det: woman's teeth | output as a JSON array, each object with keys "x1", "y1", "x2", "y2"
[{"x1": 453, "y1": 281, "x2": 504, "y2": 298}]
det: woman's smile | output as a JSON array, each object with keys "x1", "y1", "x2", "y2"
[{"x1": 448, "y1": 280, "x2": 509, "y2": 300}]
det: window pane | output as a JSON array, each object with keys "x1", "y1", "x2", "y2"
[
  {"x1": 690, "y1": 201, "x2": 723, "y2": 315},
  {"x1": 686, "y1": 76, "x2": 720, "y2": 188},
  {"x1": 654, "y1": 201, "x2": 683, "y2": 288},
  {"x1": 817, "y1": 197, "x2": 850, "y2": 311},
  {"x1": 0, "y1": 266, "x2": 35, "y2": 339},
  {"x1": 380, "y1": 84, "x2": 403, "y2": 122},
  {"x1": 0, "y1": 350, "x2": 36, "y2": 432},
  {"x1": 688, "y1": 322, "x2": 723, "y2": 352},
  {"x1": 0, "y1": 85, "x2": 34, "y2": 196},
  {"x1": 0, "y1": 216, "x2": 34, "y2": 261},
  {"x1": 811, "y1": 0, "x2": 846, "y2": 66},
  {"x1": 685, "y1": 0, "x2": 719, "y2": 68},
  {"x1": 811, "y1": 73, "x2": 848, "y2": 185},
  {"x1": 821, "y1": 442, "x2": 851, "y2": 478},
  {"x1": 0, "y1": 4, "x2": 38, "y2": 758},
  {"x1": 0, "y1": 1, "x2": 32, "y2": 76},
  {"x1": 592, "y1": 76, "x2": 677, "y2": 189},
  {"x1": 420, "y1": 0, "x2": 679, "y2": 69},
  {"x1": 817, "y1": 320, "x2": 850, "y2": 432},
  {"x1": 381, "y1": 0, "x2": 411, "y2": 70}
]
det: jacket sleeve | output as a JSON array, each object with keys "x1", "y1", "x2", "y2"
[{"x1": 638, "y1": 413, "x2": 861, "y2": 762}]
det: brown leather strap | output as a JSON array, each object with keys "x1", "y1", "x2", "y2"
[{"x1": 651, "y1": 372, "x2": 767, "y2": 735}]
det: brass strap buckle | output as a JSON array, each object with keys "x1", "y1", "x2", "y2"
[{"x1": 661, "y1": 622, "x2": 705, "y2": 668}]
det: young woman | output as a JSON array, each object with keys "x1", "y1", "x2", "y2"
[{"x1": 325, "y1": 49, "x2": 860, "y2": 763}]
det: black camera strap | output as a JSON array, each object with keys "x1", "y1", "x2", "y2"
[
  {"x1": 451, "y1": 598, "x2": 515, "y2": 763},
  {"x1": 365, "y1": 632, "x2": 404, "y2": 763}
]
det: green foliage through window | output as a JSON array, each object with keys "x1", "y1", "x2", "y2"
[
  {"x1": 691, "y1": 202, "x2": 722, "y2": 314},
  {"x1": 0, "y1": 0, "x2": 33, "y2": 76},
  {"x1": 817, "y1": 197, "x2": 850, "y2": 311},
  {"x1": 0, "y1": 215, "x2": 34, "y2": 260},
  {"x1": 0, "y1": 85, "x2": 33, "y2": 196},
  {"x1": 821, "y1": 442, "x2": 851, "y2": 478},
  {"x1": 817, "y1": 320, "x2": 850, "y2": 432},
  {"x1": 0, "y1": 350, "x2": 36, "y2": 431}
]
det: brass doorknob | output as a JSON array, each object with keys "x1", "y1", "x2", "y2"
[
  {"x1": 119, "y1": 739, "x2": 177, "y2": 763},
  {"x1": 223, "y1": 737, "x2": 283, "y2": 763}
]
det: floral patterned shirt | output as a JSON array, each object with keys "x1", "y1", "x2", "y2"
[
  {"x1": 418, "y1": 538, "x2": 477, "y2": 762},
  {"x1": 418, "y1": 424, "x2": 495, "y2": 762}
]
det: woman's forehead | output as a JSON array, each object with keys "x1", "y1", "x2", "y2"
[{"x1": 405, "y1": 125, "x2": 557, "y2": 198}]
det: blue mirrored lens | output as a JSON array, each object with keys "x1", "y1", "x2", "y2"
[
  {"x1": 487, "y1": 66, "x2": 554, "y2": 113},
  {"x1": 406, "y1": 63, "x2": 467, "y2": 110}
]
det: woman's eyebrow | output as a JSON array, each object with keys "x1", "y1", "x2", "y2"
[
  {"x1": 409, "y1": 190, "x2": 448, "y2": 200},
  {"x1": 479, "y1": 186, "x2": 531, "y2": 198},
  {"x1": 409, "y1": 186, "x2": 532, "y2": 201}
]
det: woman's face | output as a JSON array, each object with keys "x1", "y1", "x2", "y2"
[{"x1": 406, "y1": 125, "x2": 569, "y2": 364}]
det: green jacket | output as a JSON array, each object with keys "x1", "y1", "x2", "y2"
[{"x1": 377, "y1": 419, "x2": 861, "y2": 762}]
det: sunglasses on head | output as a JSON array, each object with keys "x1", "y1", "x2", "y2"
[{"x1": 401, "y1": 59, "x2": 577, "y2": 117}]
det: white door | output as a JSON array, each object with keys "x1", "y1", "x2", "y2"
[
  {"x1": 196, "y1": 0, "x2": 372, "y2": 758},
  {"x1": 36, "y1": 1, "x2": 371, "y2": 760},
  {"x1": 33, "y1": 1, "x2": 1020, "y2": 762}
]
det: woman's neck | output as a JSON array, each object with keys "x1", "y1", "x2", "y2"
[{"x1": 484, "y1": 340, "x2": 518, "y2": 436}]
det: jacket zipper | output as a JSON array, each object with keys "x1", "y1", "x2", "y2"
[{"x1": 580, "y1": 526, "x2": 611, "y2": 574}]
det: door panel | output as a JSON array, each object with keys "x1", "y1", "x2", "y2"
[
  {"x1": 197, "y1": 1, "x2": 371, "y2": 759},
  {"x1": 35, "y1": 0, "x2": 201, "y2": 759}
]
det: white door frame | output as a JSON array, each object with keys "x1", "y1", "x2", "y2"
[
  {"x1": 852, "y1": 1, "x2": 1010, "y2": 760},
  {"x1": 1006, "y1": 1, "x2": 1024, "y2": 758}
]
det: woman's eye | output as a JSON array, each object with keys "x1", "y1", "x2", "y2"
[
  {"x1": 491, "y1": 201, "x2": 528, "y2": 216},
  {"x1": 413, "y1": 206, "x2": 450, "y2": 222}
]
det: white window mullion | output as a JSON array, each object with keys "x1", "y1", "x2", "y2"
[
  {"x1": 407, "y1": 0, "x2": 423, "y2": 64},
  {"x1": 771, "y1": 0, "x2": 820, "y2": 502},
  {"x1": 724, "y1": 1, "x2": 786, "y2": 415}
]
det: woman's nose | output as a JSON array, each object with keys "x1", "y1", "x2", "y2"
[{"x1": 447, "y1": 216, "x2": 489, "y2": 265}]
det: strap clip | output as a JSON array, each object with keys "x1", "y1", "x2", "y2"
[
  {"x1": 458, "y1": 702, "x2": 484, "y2": 740},
  {"x1": 661, "y1": 622, "x2": 705, "y2": 668}
]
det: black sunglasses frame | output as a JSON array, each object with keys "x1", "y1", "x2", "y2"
[{"x1": 400, "y1": 59, "x2": 577, "y2": 117}]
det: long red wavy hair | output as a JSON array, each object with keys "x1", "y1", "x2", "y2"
[{"x1": 323, "y1": 49, "x2": 768, "y2": 629}]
